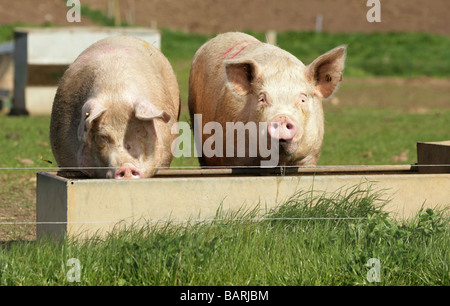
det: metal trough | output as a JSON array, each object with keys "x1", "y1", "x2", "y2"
[{"x1": 36, "y1": 164, "x2": 450, "y2": 240}]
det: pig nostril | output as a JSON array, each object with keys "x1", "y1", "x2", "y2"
[
  {"x1": 286, "y1": 123, "x2": 294, "y2": 130},
  {"x1": 115, "y1": 164, "x2": 141, "y2": 179}
]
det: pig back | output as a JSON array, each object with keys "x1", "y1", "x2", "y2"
[{"x1": 74, "y1": 36, "x2": 179, "y2": 116}]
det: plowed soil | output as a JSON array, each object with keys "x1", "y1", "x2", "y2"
[{"x1": 0, "y1": 0, "x2": 449, "y2": 35}]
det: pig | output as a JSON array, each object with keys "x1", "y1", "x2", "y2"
[
  {"x1": 50, "y1": 36, "x2": 180, "y2": 178},
  {"x1": 188, "y1": 32, "x2": 346, "y2": 167}
]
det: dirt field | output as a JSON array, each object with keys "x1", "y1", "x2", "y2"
[{"x1": 0, "y1": 0, "x2": 449, "y2": 35}]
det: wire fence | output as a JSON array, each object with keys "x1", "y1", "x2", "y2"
[{"x1": 0, "y1": 217, "x2": 372, "y2": 226}]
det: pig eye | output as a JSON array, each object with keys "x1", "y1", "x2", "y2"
[
  {"x1": 258, "y1": 93, "x2": 267, "y2": 104},
  {"x1": 299, "y1": 93, "x2": 308, "y2": 105},
  {"x1": 96, "y1": 134, "x2": 113, "y2": 144}
]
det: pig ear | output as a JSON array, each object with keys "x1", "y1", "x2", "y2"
[
  {"x1": 77, "y1": 99, "x2": 107, "y2": 141},
  {"x1": 224, "y1": 59, "x2": 261, "y2": 96},
  {"x1": 306, "y1": 45, "x2": 347, "y2": 99},
  {"x1": 135, "y1": 100, "x2": 172, "y2": 124}
]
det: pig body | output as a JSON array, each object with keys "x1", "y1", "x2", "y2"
[
  {"x1": 50, "y1": 36, "x2": 180, "y2": 178},
  {"x1": 189, "y1": 32, "x2": 346, "y2": 167}
]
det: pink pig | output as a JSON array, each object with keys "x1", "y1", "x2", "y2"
[
  {"x1": 50, "y1": 36, "x2": 180, "y2": 178},
  {"x1": 189, "y1": 32, "x2": 346, "y2": 167}
]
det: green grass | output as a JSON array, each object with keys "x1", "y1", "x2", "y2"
[
  {"x1": 160, "y1": 29, "x2": 212, "y2": 112},
  {"x1": 276, "y1": 31, "x2": 450, "y2": 78},
  {"x1": 1, "y1": 185, "x2": 448, "y2": 285},
  {"x1": 159, "y1": 29, "x2": 450, "y2": 79},
  {"x1": 320, "y1": 108, "x2": 450, "y2": 165},
  {"x1": 0, "y1": 116, "x2": 54, "y2": 170},
  {"x1": 0, "y1": 24, "x2": 17, "y2": 43}
]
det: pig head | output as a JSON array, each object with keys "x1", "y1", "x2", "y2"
[{"x1": 77, "y1": 97, "x2": 172, "y2": 179}]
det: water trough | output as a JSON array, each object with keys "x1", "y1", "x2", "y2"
[{"x1": 36, "y1": 162, "x2": 450, "y2": 240}]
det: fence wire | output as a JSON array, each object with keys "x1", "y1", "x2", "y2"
[{"x1": 0, "y1": 217, "x2": 370, "y2": 226}]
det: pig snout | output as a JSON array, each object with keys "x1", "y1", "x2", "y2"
[
  {"x1": 268, "y1": 115, "x2": 298, "y2": 142},
  {"x1": 114, "y1": 163, "x2": 142, "y2": 179}
]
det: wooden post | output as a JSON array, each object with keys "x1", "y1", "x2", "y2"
[
  {"x1": 10, "y1": 31, "x2": 29, "y2": 115},
  {"x1": 114, "y1": 0, "x2": 121, "y2": 27},
  {"x1": 316, "y1": 14, "x2": 323, "y2": 33},
  {"x1": 126, "y1": 0, "x2": 135, "y2": 25},
  {"x1": 417, "y1": 141, "x2": 450, "y2": 173},
  {"x1": 266, "y1": 30, "x2": 277, "y2": 45}
]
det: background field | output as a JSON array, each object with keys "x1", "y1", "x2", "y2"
[
  {"x1": 1, "y1": 0, "x2": 450, "y2": 35},
  {"x1": 0, "y1": 1, "x2": 449, "y2": 286}
]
